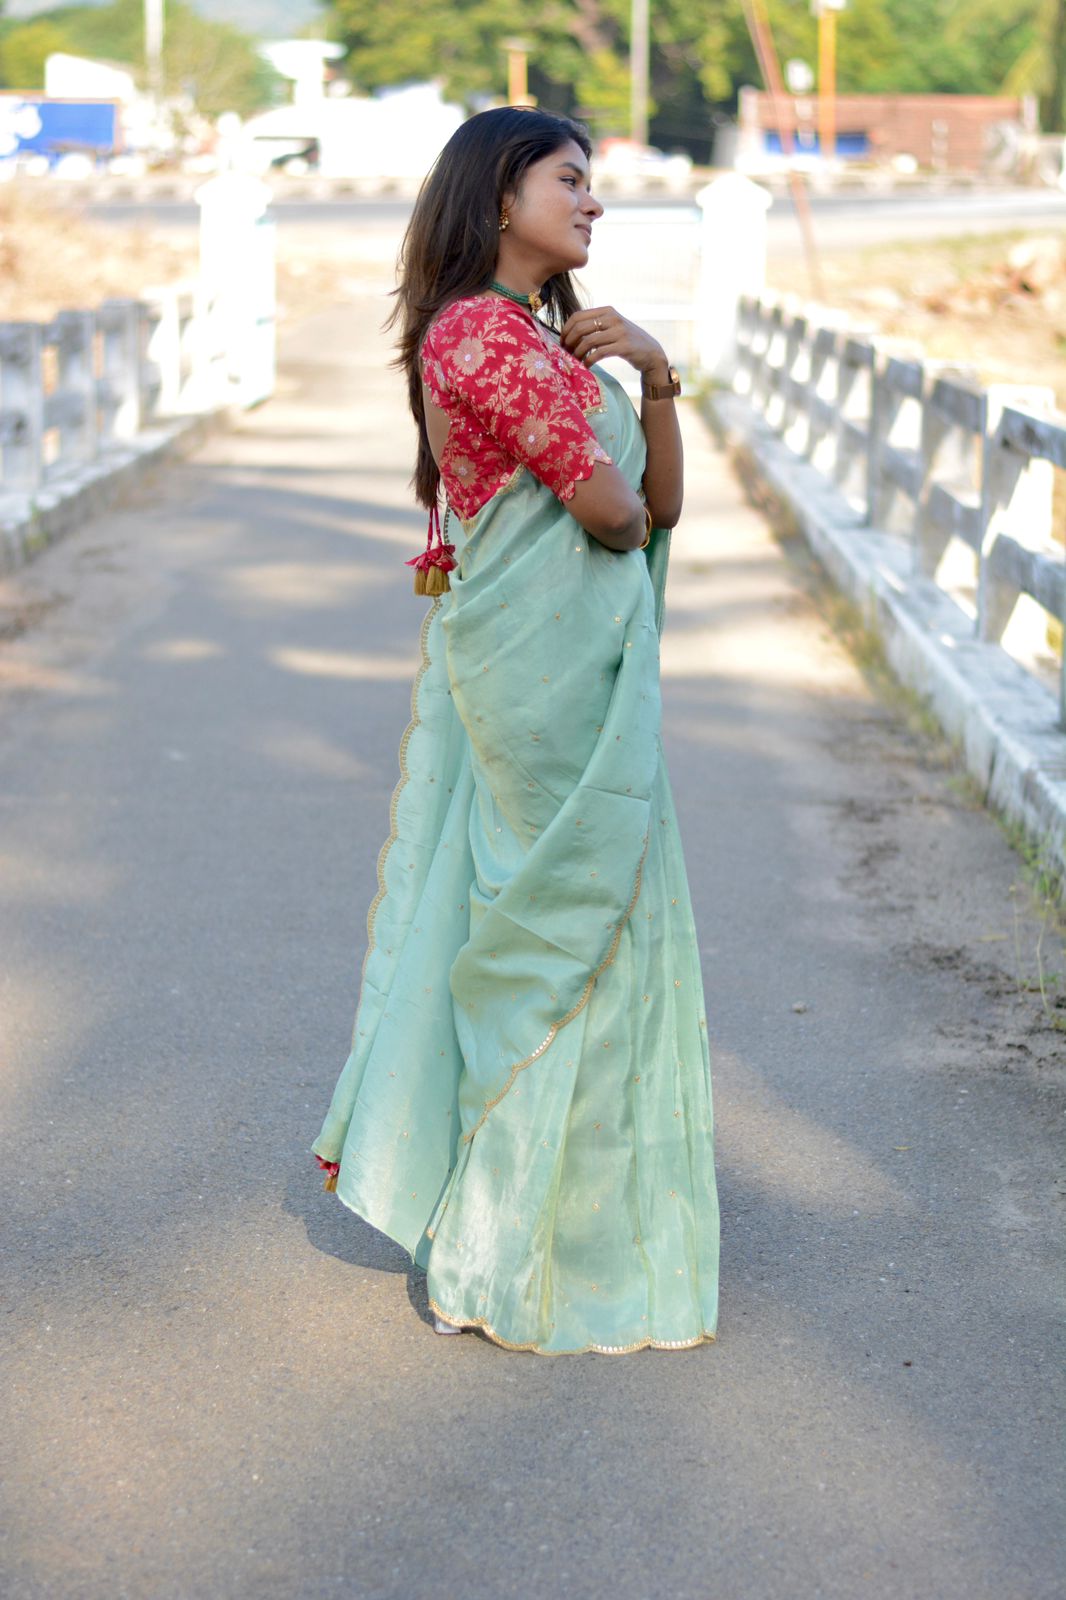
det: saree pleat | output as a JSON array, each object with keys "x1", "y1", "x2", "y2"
[{"x1": 312, "y1": 364, "x2": 719, "y2": 1354}]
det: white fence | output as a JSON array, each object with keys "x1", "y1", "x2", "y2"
[
  {"x1": 0, "y1": 174, "x2": 275, "y2": 510},
  {"x1": 732, "y1": 294, "x2": 1066, "y2": 726}
]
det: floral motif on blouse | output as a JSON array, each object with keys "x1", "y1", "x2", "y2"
[{"x1": 420, "y1": 294, "x2": 614, "y2": 521}]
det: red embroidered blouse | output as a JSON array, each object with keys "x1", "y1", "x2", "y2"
[{"x1": 419, "y1": 293, "x2": 615, "y2": 521}]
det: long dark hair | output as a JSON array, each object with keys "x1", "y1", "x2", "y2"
[{"x1": 384, "y1": 106, "x2": 594, "y2": 512}]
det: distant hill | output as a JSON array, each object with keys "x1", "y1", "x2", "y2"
[{"x1": 5, "y1": 0, "x2": 326, "y2": 38}]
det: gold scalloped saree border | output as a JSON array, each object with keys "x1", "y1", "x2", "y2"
[
  {"x1": 321, "y1": 1166, "x2": 716, "y2": 1355},
  {"x1": 459, "y1": 824, "x2": 651, "y2": 1145},
  {"x1": 355, "y1": 596, "x2": 442, "y2": 1016},
  {"x1": 428, "y1": 1297, "x2": 716, "y2": 1356}
]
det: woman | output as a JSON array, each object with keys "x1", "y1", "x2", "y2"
[{"x1": 311, "y1": 106, "x2": 720, "y2": 1355}]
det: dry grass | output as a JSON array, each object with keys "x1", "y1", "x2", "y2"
[
  {"x1": 0, "y1": 184, "x2": 198, "y2": 321},
  {"x1": 0, "y1": 182, "x2": 380, "y2": 328},
  {"x1": 768, "y1": 227, "x2": 1066, "y2": 407}
]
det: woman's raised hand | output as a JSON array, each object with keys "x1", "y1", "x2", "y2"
[{"x1": 559, "y1": 305, "x2": 669, "y2": 382}]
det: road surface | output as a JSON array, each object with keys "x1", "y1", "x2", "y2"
[
  {"x1": 84, "y1": 182, "x2": 1066, "y2": 257},
  {"x1": 1, "y1": 296, "x2": 1063, "y2": 1599}
]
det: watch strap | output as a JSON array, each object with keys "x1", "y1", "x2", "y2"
[{"x1": 641, "y1": 364, "x2": 681, "y2": 400}]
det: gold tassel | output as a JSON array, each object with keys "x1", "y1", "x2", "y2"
[
  {"x1": 423, "y1": 564, "x2": 450, "y2": 595},
  {"x1": 408, "y1": 502, "x2": 455, "y2": 594},
  {"x1": 413, "y1": 563, "x2": 450, "y2": 595},
  {"x1": 323, "y1": 1170, "x2": 338, "y2": 1192}
]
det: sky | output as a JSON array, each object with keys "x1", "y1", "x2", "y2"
[{"x1": 5, "y1": 0, "x2": 324, "y2": 37}]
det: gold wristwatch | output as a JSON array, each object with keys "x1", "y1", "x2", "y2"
[{"x1": 641, "y1": 364, "x2": 681, "y2": 400}]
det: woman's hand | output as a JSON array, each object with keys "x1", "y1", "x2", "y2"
[
  {"x1": 559, "y1": 306, "x2": 670, "y2": 383},
  {"x1": 560, "y1": 304, "x2": 684, "y2": 532}
]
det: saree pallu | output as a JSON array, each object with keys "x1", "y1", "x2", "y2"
[{"x1": 312, "y1": 363, "x2": 720, "y2": 1354}]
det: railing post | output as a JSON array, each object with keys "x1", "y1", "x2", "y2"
[
  {"x1": 866, "y1": 357, "x2": 924, "y2": 535},
  {"x1": 914, "y1": 368, "x2": 983, "y2": 577},
  {"x1": 865, "y1": 354, "x2": 887, "y2": 527},
  {"x1": 780, "y1": 314, "x2": 807, "y2": 436},
  {"x1": 803, "y1": 327, "x2": 838, "y2": 463},
  {"x1": 0, "y1": 322, "x2": 44, "y2": 491},
  {"x1": 978, "y1": 386, "x2": 1060, "y2": 720},
  {"x1": 979, "y1": 386, "x2": 1056, "y2": 638},
  {"x1": 144, "y1": 288, "x2": 183, "y2": 416},
  {"x1": 750, "y1": 302, "x2": 782, "y2": 414},
  {"x1": 833, "y1": 336, "x2": 874, "y2": 498},
  {"x1": 733, "y1": 296, "x2": 756, "y2": 395},
  {"x1": 53, "y1": 309, "x2": 97, "y2": 469},
  {"x1": 98, "y1": 298, "x2": 142, "y2": 443}
]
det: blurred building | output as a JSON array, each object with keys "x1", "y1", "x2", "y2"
[
  {"x1": 237, "y1": 75, "x2": 463, "y2": 179},
  {"x1": 735, "y1": 90, "x2": 1035, "y2": 175}
]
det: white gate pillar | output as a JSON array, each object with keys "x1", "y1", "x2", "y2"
[
  {"x1": 695, "y1": 173, "x2": 772, "y2": 383},
  {"x1": 194, "y1": 172, "x2": 276, "y2": 409}
]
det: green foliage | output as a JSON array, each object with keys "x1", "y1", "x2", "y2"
[
  {"x1": 0, "y1": 19, "x2": 69, "y2": 89},
  {"x1": 941, "y1": 0, "x2": 1048, "y2": 94},
  {"x1": 325, "y1": 0, "x2": 635, "y2": 134},
  {"x1": 318, "y1": 0, "x2": 1064, "y2": 148},
  {"x1": 573, "y1": 49, "x2": 632, "y2": 129},
  {"x1": 0, "y1": 0, "x2": 278, "y2": 116}
]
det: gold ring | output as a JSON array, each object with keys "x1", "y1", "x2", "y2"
[{"x1": 594, "y1": 317, "x2": 603, "y2": 330}]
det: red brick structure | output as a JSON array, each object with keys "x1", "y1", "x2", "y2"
[{"x1": 738, "y1": 88, "x2": 1032, "y2": 172}]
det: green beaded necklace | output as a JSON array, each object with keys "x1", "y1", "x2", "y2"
[{"x1": 490, "y1": 278, "x2": 544, "y2": 314}]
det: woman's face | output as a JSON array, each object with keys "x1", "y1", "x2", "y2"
[{"x1": 498, "y1": 138, "x2": 604, "y2": 282}]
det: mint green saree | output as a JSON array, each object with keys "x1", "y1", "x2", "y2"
[{"x1": 311, "y1": 360, "x2": 720, "y2": 1355}]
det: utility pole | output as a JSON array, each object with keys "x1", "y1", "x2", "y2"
[
  {"x1": 811, "y1": 0, "x2": 846, "y2": 163},
  {"x1": 743, "y1": 0, "x2": 823, "y2": 299},
  {"x1": 145, "y1": 0, "x2": 164, "y2": 103},
  {"x1": 1043, "y1": 0, "x2": 1066, "y2": 132},
  {"x1": 630, "y1": 0, "x2": 649, "y2": 147},
  {"x1": 502, "y1": 38, "x2": 535, "y2": 107}
]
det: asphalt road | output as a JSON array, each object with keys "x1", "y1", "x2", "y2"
[
  {"x1": 1, "y1": 297, "x2": 1064, "y2": 1599},
  {"x1": 84, "y1": 182, "x2": 1066, "y2": 255}
]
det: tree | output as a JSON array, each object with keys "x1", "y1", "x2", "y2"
[
  {"x1": 940, "y1": 0, "x2": 1049, "y2": 98},
  {"x1": 0, "y1": 0, "x2": 278, "y2": 116},
  {"x1": 326, "y1": 0, "x2": 634, "y2": 133},
  {"x1": 0, "y1": 19, "x2": 69, "y2": 89},
  {"x1": 318, "y1": 0, "x2": 1059, "y2": 151}
]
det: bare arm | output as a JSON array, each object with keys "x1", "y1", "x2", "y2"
[
  {"x1": 560, "y1": 307, "x2": 683, "y2": 534},
  {"x1": 565, "y1": 462, "x2": 648, "y2": 552},
  {"x1": 638, "y1": 357, "x2": 683, "y2": 528}
]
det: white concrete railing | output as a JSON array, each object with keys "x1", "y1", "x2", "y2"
[
  {"x1": 0, "y1": 174, "x2": 275, "y2": 501},
  {"x1": 733, "y1": 294, "x2": 1066, "y2": 725}
]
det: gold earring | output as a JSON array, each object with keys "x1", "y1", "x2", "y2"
[{"x1": 499, "y1": 210, "x2": 510, "y2": 231}]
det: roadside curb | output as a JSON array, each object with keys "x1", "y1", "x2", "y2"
[
  {"x1": 705, "y1": 388, "x2": 1066, "y2": 895},
  {"x1": 0, "y1": 407, "x2": 239, "y2": 578}
]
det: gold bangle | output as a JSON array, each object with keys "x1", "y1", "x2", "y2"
[{"x1": 638, "y1": 506, "x2": 652, "y2": 549}]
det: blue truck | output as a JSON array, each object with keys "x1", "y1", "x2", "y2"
[{"x1": 0, "y1": 95, "x2": 122, "y2": 166}]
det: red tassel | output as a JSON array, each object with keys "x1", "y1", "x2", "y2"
[{"x1": 406, "y1": 500, "x2": 456, "y2": 594}]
